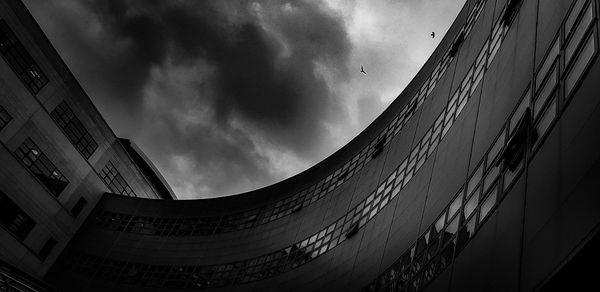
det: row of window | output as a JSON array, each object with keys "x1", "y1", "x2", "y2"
[
  {"x1": 363, "y1": 0, "x2": 597, "y2": 290},
  {"x1": 0, "y1": 20, "x2": 48, "y2": 95},
  {"x1": 12, "y1": 136, "x2": 91, "y2": 215},
  {"x1": 14, "y1": 138, "x2": 69, "y2": 197},
  {"x1": 88, "y1": 0, "x2": 491, "y2": 236},
  {"x1": 0, "y1": 16, "x2": 127, "y2": 265},
  {"x1": 55, "y1": 1, "x2": 507, "y2": 287}
]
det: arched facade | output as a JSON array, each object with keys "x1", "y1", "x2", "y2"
[{"x1": 1, "y1": 0, "x2": 600, "y2": 291}]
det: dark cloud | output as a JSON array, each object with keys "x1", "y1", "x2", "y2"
[{"x1": 25, "y1": 0, "x2": 353, "y2": 197}]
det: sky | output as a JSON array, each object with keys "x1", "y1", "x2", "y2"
[{"x1": 24, "y1": 0, "x2": 465, "y2": 199}]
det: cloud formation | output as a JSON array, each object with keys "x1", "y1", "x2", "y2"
[{"x1": 24, "y1": 0, "x2": 464, "y2": 198}]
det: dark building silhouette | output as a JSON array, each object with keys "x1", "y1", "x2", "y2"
[{"x1": 1, "y1": 0, "x2": 600, "y2": 291}]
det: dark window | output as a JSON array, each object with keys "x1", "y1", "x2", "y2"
[
  {"x1": 70, "y1": 197, "x2": 87, "y2": 217},
  {"x1": 100, "y1": 161, "x2": 136, "y2": 197},
  {"x1": 38, "y1": 237, "x2": 57, "y2": 260},
  {"x1": 0, "y1": 190, "x2": 36, "y2": 240},
  {"x1": 0, "y1": 104, "x2": 12, "y2": 131},
  {"x1": 14, "y1": 138, "x2": 69, "y2": 197},
  {"x1": 0, "y1": 20, "x2": 48, "y2": 95},
  {"x1": 50, "y1": 101, "x2": 98, "y2": 159},
  {"x1": 502, "y1": 0, "x2": 523, "y2": 26}
]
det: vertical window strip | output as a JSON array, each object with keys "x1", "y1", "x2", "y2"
[
  {"x1": 0, "y1": 20, "x2": 48, "y2": 95},
  {"x1": 50, "y1": 101, "x2": 98, "y2": 159},
  {"x1": 14, "y1": 138, "x2": 69, "y2": 197}
]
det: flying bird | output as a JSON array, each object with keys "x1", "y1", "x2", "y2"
[
  {"x1": 431, "y1": 32, "x2": 435, "y2": 38},
  {"x1": 360, "y1": 65, "x2": 367, "y2": 75}
]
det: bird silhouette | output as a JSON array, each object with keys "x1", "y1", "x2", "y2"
[
  {"x1": 360, "y1": 65, "x2": 367, "y2": 75},
  {"x1": 431, "y1": 32, "x2": 435, "y2": 38}
]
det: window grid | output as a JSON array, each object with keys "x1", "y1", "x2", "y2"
[
  {"x1": 51, "y1": 101, "x2": 98, "y2": 159},
  {"x1": 14, "y1": 138, "x2": 69, "y2": 197},
  {"x1": 100, "y1": 161, "x2": 136, "y2": 197},
  {"x1": 0, "y1": 20, "x2": 48, "y2": 95}
]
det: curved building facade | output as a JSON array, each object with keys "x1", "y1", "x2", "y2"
[{"x1": 1, "y1": 0, "x2": 600, "y2": 291}]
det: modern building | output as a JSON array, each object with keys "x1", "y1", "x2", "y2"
[{"x1": 1, "y1": 0, "x2": 599, "y2": 291}]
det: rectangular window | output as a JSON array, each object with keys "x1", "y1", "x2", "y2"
[
  {"x1": 565, "y1": 32, "x2": 597, "y2": 97},
  {"x1": 509, "y1": 89, "x2": 530, "y2": 134},
  {"x1": 0, "y1": 104, "x2": 12, "y2": 131},
  {"x1": 487, "y1": 130, "x2": 506, "y2": 165},
  {"x1": 0, "y1": 20, "x2": 48, "y2": 95},
  {"x1": 38, "y1": 237, "x2": 57, "y2": 260},
  {"x1": 535, "y1": 39, "x2": 559, "y2": 90},
  {"x1": 100, "y1": 161, "x2": 136, "y2": 197},
  {"x1": 466, "y1": 163, "x2": 483, "y2": 197},
  {"x1": 0, "y1": 190, "x2": 36, "y2": 240},
  {"x1": 14, "y1": 138, "x2": 69, "y2": 197},
  {"x1": 565, "y1": 0, "x2": 587, "y2": 41},
  {"x1": 534, "y1": 98, "x2": 558, "y2": 147},
  {"x1": 534, "y1": 65, "x2": 557, "y2": 118},
  {"x1": 51, "y1": 101, "x2": 98, "y2": 159},
  {"x1": 565, "y1": 3, "x2": 594, "y2": 67},
  {"x1": 71, "y1": 197, "x2": 87, "y2": 217},
  {"x1": 479, "y1": 186, "x2": 498, "y2": 222}
]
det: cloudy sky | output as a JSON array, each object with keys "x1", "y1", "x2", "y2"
[{"x1": 24, "y1": 0, "x2": 465, "y2": 199}]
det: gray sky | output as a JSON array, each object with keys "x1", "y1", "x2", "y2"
[{"x1": 24, "y1": 0, "x2": 465, "y2": 199}]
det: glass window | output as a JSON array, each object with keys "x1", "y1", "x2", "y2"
[
  {"x1": 464, "y1": 190, "x2": 479, "y2": 219},
  {"x1": 566, "y1": 32, "x2": 596, "y2": 97},
  {"x1": 510, "y1": 89, "x2": 530, "y2": 134},
  {"x1": 483, "y1": 165, "x2": 500, "y2": 195},
  {"x1": 536, "y1": 39, "x2": 559, "y2": 90},
  {"x1": 535, "y1": 98, "x2": 557, "y2": 145},
  {"x1": 479, "y1": 186, "x2": 498, "y2": 222},
  {"x1": 51, "y1": 101, "x2": 98, "y2": 159},
  {"x1": 448, "y1": 192, "x2": 463, "y2": 219},
  {"x1": 466, "y1": 164, "x2": 483, "y2": 197},
  {"x1": 14, "y1": 138, "x2": 69, "y2": 197},
  {"x1": 444, "y1": 214, "x2": 460, "y2": 243},
  {"x1": 565, "y1": 0, "x2": 587, "y2": 41},
  {"x1": 503, "y1": 158, "x2": 522, "y2": 190},
  {"x1": 565, "y1": 3, "x2": 594, "y2": 66},
  {"x1": 533, "y1": 65, "x2": 557, "y2": 119},
  {"x1": 0, "y1": 20, "x2": 48, "y2": 94},
  {"x1": 487, "y1": 130, "x2": 505, "y2": 165},
  {"x1": 100, "y1": 161, "x2": 136, "y2": 197},
  {"x1": 0, "y1": 190, "x2": 36, "y2": 241},
  {"x1": 434, "y1": 212, "x2": 446, "y2": 234}
]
